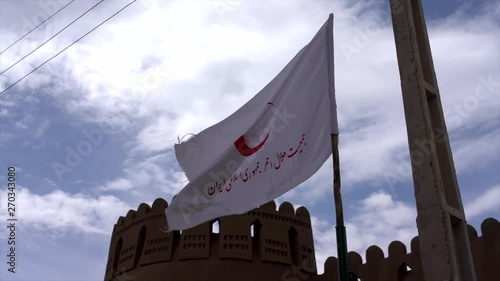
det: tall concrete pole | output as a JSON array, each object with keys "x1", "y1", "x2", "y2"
[{"x1": 389, "y1": 0, "x2": 477, "y2": 280}]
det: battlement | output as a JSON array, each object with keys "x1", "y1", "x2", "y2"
[
  {"x1": 105, "y1": 199, "x2": 316, "y2": 281},
  {"x1": 104, "y1": 199, "x2": 499, "y2": 281},
  {"x1": 314, "y1": 217, "x2": 499, "y2": 281}
]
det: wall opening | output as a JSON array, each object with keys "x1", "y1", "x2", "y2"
[
  {"x1": 349, "y1": 272, "x2": 361, "y2": 281},
  {"x1": 397, "y1": 263, "x2": 412, "y2": 281},
  {"x1": 212, "y1": 220, "x2": 220, "y2": 234},
  {"x1": 133, "y1": 226, "x2": 147, "y2": 268},
  {"x1": 171, "y1": 230, "x2": 181, "y2": 258},
  {"x1": 112, "y1": 237, "x2": 123, "y2": 277},
  {"x1": 288, "y1": 227, "x2": 298, "y2": 265},
  {"x1": 251, "y1": 220, "x2": 262, "y2": 258}
]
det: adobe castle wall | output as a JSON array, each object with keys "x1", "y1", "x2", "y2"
[
  {"x1": 104, "y1": 199, "x2": 500, "y2": 281},
  {"x1": 315, "y1": 218, "x2": 499, "y2": 281},
  {"x1": 104, "y1": 199, "x2": 316, "y2": 281}
]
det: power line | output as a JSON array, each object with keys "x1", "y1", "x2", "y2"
[
  {"x1": 0, "y1": 0, "x2": 137, "y2": 96},
  {"x1": 0, "y1": 0, "x2": 76, "y2": 55},
  {"x1": 0, "y1": 0, "x2": 105, "y2": 75}
]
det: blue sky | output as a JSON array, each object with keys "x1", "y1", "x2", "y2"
[{"x1": 0, "y1": 0, "x2": 499, "y2": 280}]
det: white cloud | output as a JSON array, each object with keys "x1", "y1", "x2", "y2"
[
  {"x1": 1, "y1": 2, "x2": 497, "y2": 201},
  {"x1": 15, "y1": 113, "x2": 34, "y2": 129},
  {"x1": 96, "y1": 152, "x2": 186, "y2": 201},
  {"x1": 0, "y1": 100, "x2": 16, "y2": 107},
  {"x1": 132, "y1": 116, "x2": 177, "y2": 154},
  {"x1": 34, "y1": 119, "x2": 50, "y2": 138},
  {"x1": 465, "y1": 184, "x2": 500, "y2": 219},
  {"x1": 0, "y1": 187, "x2": 132, "y2": 235},
  {"x1": 0, "y1": 132, "x2": 13, "y2": 146},
  {"x1": 312, "y1": 185, "x2": 500, "y2": 273},
  {"x1": 43, "y1": 177, "x2": 59, "y2": 188},
  {"x1": 98, "y1": 178, "x2": 134, "y2": 191},
  {"x1": 452, "y1": 129, "x2": 500, "y2": 173},
  {"x1": 312, "y1": 191, "x2": 417, "y2": 274}
]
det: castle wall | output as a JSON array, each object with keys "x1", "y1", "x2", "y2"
[
  {"x1": 105, "y1": 199, "x2": 316, "y2": 281},
  {"x1": 314, "y1": 218, "x2": 499, "y2": 281},
  {"x1": 104, "y1": 199, "x2": 500, "y2": 281}
]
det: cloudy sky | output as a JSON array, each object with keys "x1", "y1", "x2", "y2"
[{"x1": 0, "y1": 0, "x2": 498, "y2": 280}]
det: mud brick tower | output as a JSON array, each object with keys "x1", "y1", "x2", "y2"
[
  {"x1": 104, "y1": 199, "x2": 500, "y2": 281},
  {"x1": 104, "y1": 199, "x2": 317, "y2": 281}
]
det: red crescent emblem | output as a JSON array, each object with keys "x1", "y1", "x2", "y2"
[
  {"x1": 234, "y1": 102, "x2": 274, "y2": 156},
  {"x1": 234, "y1": 131, "x2": 270, "y2": 156}
]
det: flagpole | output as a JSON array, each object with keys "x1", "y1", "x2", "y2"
[{"x1": 331, "y1": 134, "x2": 349, "y2": 281}]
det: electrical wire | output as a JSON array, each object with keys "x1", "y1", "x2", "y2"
[
  {"x1": 0, "y1": 0, "x2": 137, "y2": 96},
  {"x1": 0, "y1": 0, "x2": 105, "y2": 75},
  {"x1": 0, "y1": 0, "x2": 76, "y2": 55}
]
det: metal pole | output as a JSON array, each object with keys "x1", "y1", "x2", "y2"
[{"x1": 331, "y1": 134, "x2": 349, "y2": 281}]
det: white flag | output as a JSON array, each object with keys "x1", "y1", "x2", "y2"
[{"x1": 166, "y1": 14, "x2": 337, "y2": 231}]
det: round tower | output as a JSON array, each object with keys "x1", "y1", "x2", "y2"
[{"x1": 104, "y1": 199, "x2": 316, "y2": 281}]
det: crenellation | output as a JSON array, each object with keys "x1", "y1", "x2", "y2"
[
  {"x1": 347, "y1": 251, "x2": 363, "y2": 274},
  {"x1": 481, "y1": 217, "x2": 499, "y2": 237},
  {"x1": 366, "y1": 245, "x2": 385, "y2": 262},
  {"x1": 278, "y1": 201, "x2": 295, "y2": 215},
  {"x1": 407, "y1": 236, "x2": 423, "y2": 278},
  {"x1": 410, "y1": 236, "x2": 420, "y2": 255},
  {"x1": 320, "y1": 256, "x2": 339, "y2": 280},
  {"x1": 296, "y1": 206, "x2": 311, "y2": 219},
  {"x1": 107, "y1": 199, "x2": 317, "y2": 279},
  {"x1": 468, "y1": 224, "x2": 478, "y2": 239},
  {"x1": 388, "y1": 240, "x2": 407, "y2": 257},
  {"x1": 105, "y1": 199, "x2": 499, "y2": 281},
  {"x1": 137, "y1": 203, "x2": 151, "y2": 217},
  {"x1": 299, "y1": 217, "x2": 495, "y2": 276},
  {"x1": 360, "y1": 245, "x2": 387, "y2": 280},
  {"x1": 107, "y1": 199, "x2": 171, "y2": 276},
  {"x1": 472, "y1": 218, "x2": 500, "y2": 281},
  {"x1": 259, "y1": 201, "x2": 276, "y2": 211},
  {"x1": 124, "y1": 210, "x2": 137, "y2": 227},
  {"x1": 113, "y1": 213, "x2": 166, "y2": 239},
  {"x1": 151, "y1": 198, "x2": 168, "y2": 210}
]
